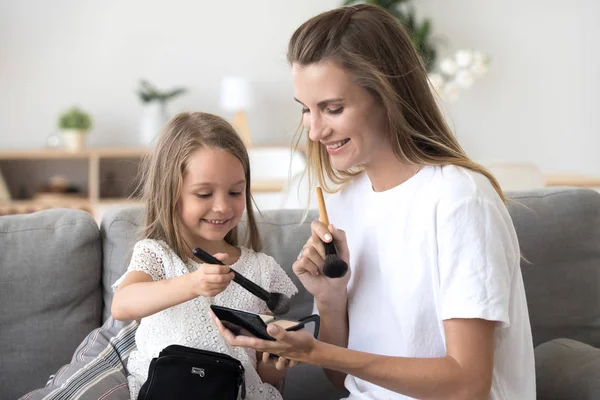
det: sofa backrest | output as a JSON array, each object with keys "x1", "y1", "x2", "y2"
[
  {"x1": 0, "y1": 209, "x2": 102, "y2": 398},
  {"x1": 101, "y1": 187, "x2": 600, "y2": 348},
  {"x1": 508, "y1": 188, "x2": 600, "y2": 347},
  {"x1": 3, "y1": 187, "x2": 600, "y2": 399}
]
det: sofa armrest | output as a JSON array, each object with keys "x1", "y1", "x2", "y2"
[{"x1": 535, "y1": 338, "x2": 600, "y2": 400}]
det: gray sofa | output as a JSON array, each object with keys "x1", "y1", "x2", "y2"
[{"x1": 2, "y1": 187, "x2": 600, "y2": 399}]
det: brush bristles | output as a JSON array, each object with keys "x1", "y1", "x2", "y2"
[
  {"x1": 267, "y1": 293, "x2": 291, "y2": 315},
  {"x1": 323, "y1": 255, "x2": 348, "y2": 278}
]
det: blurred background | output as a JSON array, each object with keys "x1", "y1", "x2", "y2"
[{"x1": 0, "y1": 0, "x2": 599, "y2": 218}]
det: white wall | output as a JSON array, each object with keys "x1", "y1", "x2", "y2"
[
  {"x1": 1, "y1": 0, "x2": 598, "y2": 174},
  {"x1": 416, "y1": 0, "x2": 600, "y2": 174},
  {"x1": 0, "y1": 0, "x2": 339, "y2": 148}
]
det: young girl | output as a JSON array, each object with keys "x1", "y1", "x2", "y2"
[
  {"x1": 215, "y1": 4, "x2": 535, "y2": 400},
  {"x1": 111, "y1": 112, "x2": 298, "y2": 400}
]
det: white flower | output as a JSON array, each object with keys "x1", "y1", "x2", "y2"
[
  {"x1": 439, "y1": 58, "x2": 458, "y2": 76},
  {"x1": 442, "y1": 81, "x2": 460, "y2": 102},
  {"x1": 455, "y1": 50, "x2": 474, "y2": 68},
  {"x1": 428, "y1": 73, "x2": 445, "y2": 93},
  {"x1": 473, "y1": 51, "x2": 486, "y2": 65},
  {"x1": 455, "y1": 70, "x2": 474, "y2": 88},
  {"x1": 470, "y1": 62, "x2": 489, "y2": 77},
  {"x1": 470, "y1": 52, "x2": 490, "y2": 76}
]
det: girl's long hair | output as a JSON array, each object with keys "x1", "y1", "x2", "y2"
[{"x1": 139, "y1": 112, "x2": 261, "y2": 260}]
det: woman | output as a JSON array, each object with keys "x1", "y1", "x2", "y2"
[{"x1": 213, "y1": 4, "x2": 535, "y2": 399}]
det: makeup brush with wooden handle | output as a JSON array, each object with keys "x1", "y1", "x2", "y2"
[{"x1": 316, "y1": 187, "x2": 348, "y2": 278}]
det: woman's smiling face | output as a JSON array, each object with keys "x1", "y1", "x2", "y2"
[{"x1": 292, "y1": 60, "x2": 389, "y2": 171}]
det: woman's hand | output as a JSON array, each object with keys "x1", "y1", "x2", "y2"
[
  {"x1": 212, "y1": 310, "x2": 317, "y2": 364},
  {"x1": 259, "y1": 351, "x2": 299, "y2": 371},
  {"x1": 190, "y1": 253, "x2": 235, "y2": 297},
  {"x1": 293, "y1": 221, "x2": 351, "y2": 306}
]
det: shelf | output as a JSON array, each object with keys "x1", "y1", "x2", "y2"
[
  {"x1": 0, "y1": 145, "x2": 305, "y2": 160},
  {"x1": 0, "y1": 145, "x2": 302, "y2": 218},
  {"x1": 0, "y1": 147, "x2": 150, "y2": 160},
  {"x1": 544, "y1": 173, "x2": 600, "y2": 188}
]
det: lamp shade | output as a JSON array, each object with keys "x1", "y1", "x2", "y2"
[{"x1": 220, "y1": 76, "x2": 252, "y2": 111}]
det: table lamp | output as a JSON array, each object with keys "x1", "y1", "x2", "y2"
[{"x1": 220, "y1": 76, "x2": 253, "y2": 147}]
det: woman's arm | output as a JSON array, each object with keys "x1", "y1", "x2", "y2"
[
  {"x1": 293, "y1": 221, "x2": 352, "y2": 388},
  {"x1": 315, "y1": 297, "x2": 349, "y2": 389},
  {"x1": 308, "y1": 318, "x2": 495, "y2": 400},
  {"x1": 215, "y1": 316, "x2": 496, "y2": 400}
]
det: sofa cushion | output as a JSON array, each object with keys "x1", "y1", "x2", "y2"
[
  {"x1": 0, "y1": 209, "x2": 102, "y2": 399},
  {"x1": 19, "y1": 317, "x2": 135, "y2": 400},
  {"x1": 535, "y1": 338, "x2": 600, "y2": 400},
  {"x1": 100, "y1": 206, "x2": 144, "y2": 322},
  {"x1": 507, "y1": 188, "x2": 600, "y2": 348}
]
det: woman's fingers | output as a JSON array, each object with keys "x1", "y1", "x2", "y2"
[
  {"x1": 293, "y1": 252, "x2": 321, "y2": 276},
  {"x1": 302, "y1": 244, "x2": 326, "y2": 269},
  {"x1": 329, "y1": 224, "x2": 350, "y2": 262},
  {"x1": 311, "y1": 219, "x2": 333, "y2": 243},
  {"x1": 310, "y1": 220, "x2": 329, "y2": 255},
  {"x1": 261, "y1": 352, "x2": 297, "y2": 370},
  {"x1": 262, "y1": 351, "x2": 272, "y2": 363},
  {"x1": 275, "y1": 356, "x2": 289, "y2": 370}
]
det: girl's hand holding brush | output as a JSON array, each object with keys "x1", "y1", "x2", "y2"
[{"x1": 190, "y1": 253, "x2": 235, "y2": 297}]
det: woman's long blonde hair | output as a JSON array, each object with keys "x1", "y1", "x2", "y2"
[
  {"x1": 288, "y1": 4, "x2": 504, "y2": 201},
  {"x1": 139, "y1": 112, "x2": 261, "y2": 260}
]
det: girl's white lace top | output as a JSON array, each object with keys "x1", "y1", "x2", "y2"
[{"x1": 112, "y1": 239, "x2": 298, "y2": 400}]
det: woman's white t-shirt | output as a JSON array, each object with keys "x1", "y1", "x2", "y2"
[
  {"x1": 326, "y1": 165, "x2": 535, "y2": 400},
  {"x1": 113, "y1": 239, "x2": 298, "y2": 400}
]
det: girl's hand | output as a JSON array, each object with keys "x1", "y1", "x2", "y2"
[
  {"x1": 190, "y1": 253, "x2": 234, "y2": 297},
  {"x1": 293, "y1": 221, "x2": 351, "y2": 305}
]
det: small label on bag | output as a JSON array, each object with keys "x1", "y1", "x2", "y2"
[{"x1": 191, "y1": 367, "x2": 205, "y2": 377}]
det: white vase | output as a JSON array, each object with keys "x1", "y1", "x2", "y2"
[
  {"x1": 62, "y1": 130, "x2": 87, "y2": 152},
  {"x1": 140, "y1": 101, "x2": 168, "y2": 146}
]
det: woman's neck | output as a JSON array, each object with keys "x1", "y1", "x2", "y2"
[{"x1": 363, "y1": 148, "x2": 421, "y2": 192}]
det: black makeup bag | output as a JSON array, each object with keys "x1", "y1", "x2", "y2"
[{"x1": 138, "y1": 344, "x2": 246, "y2": 400}]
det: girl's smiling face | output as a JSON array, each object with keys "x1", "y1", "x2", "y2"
[{"x1": 178, "y1": 147, "x2": 246, "y2": 247}]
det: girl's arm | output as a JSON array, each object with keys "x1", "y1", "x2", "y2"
[
  {"x1": 112, "y1": 271, "x2": 195, "y2": 320},
  {"x1": 112, "y1": 262, "x2": 233, "y2": 321}
]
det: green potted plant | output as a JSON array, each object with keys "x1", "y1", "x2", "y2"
[
  {"x1": 342, "y1": 0, "x2": 437, "y2": 71},
  {"x1": 136, "y1": 80, "x2": 187, "y2": 145},
  {"x1": 58, "y1": 107, "x2": 93, "y2": 151}
]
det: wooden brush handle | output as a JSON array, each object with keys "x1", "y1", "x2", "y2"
[{"x1": 316, "y1": 187, "x2": 330, "y2": 226}]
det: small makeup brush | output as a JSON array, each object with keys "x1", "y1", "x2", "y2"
[
  {"x1": 316, "y1": 187, "x2": 348, "y2": 278},
  {"x1": 192, "y1": 247, "x2": 291, "y2": 315}
]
